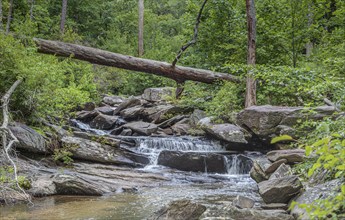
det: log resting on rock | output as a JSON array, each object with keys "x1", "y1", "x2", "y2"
[{"x1": 34, "y1": 38, "x2": 240, "y2": 84}]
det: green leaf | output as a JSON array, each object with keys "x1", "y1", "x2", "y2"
[{"x1": 271, "y1": 135, "x2": 294, "y2": 144}]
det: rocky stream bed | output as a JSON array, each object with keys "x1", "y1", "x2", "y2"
[{"x1": 0, "y1": 87, "x2": 342, "y2": 220}]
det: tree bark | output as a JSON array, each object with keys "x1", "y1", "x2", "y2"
[
  {"x1": 5, "y1": 0, "x2": 14, "y2": 34},
  {"x1": 60, "y1": 0, "x2": 67, "y2": 34},
  {"x1": 29, "y1": 0, "x2": 35, "y2": 21},
  {"x1": 138, "y1": 0, "x2": 144, "y2": 57},
  {"x1": 0, "y1": 0, "x2": 3, "y2": 31},
  {"x1": 245, "y1": 0, "x2": 257, "y2": 108},
  {"x1": 34, "y1": 38, "x2": 240, "y2": 84}
]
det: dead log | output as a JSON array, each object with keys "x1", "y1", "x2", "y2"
[{"x1": 34, "y1": 38, "x2": 240, "y2": 84}]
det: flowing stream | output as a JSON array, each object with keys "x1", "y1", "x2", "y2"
[{"x1": 0, "y1": 120, "x2": 264, "y2": 219}]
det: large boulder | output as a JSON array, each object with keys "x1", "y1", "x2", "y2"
[
  {"x1": 89, "y1": 114, "x2": 125, "y2": 130},
  {"x1": 9, "y1": 122, "x2": 49, "y2": 154},
  {"x1": 232, "y1": 195, "x2": 255, "y2": 209},
  {"x1": 95, "y1": 106, "x2": 115, "y2": 115},
  {"x1": 142, "y1": 87, "x2": 174, "y2": 102},
  {"x1": 250, "y1": 158, "x2": 271, "y2": 183},
  {"x1": 290, "y1": 179, "x2": 343, "y2": 220},
  {"x1": 157, "y1": 150, "x2": 227, "y2": 173},
  {"x1": 267, "y1": 149, "x2": 305, "y2": 163},
  {"x1": 113, "y1": 98, "x2": 141, "y2": 115},
  {"x1": 148, "y1": 200, "x2": 206, "y2": 220},
  {"x1": 119, "y1": 105, "x2": 144, "y2": 120},
  {"x1": 123, "y1": 121, "x2": 158, "y2": 136},
  {"x1": 102, "y1": 95, "x2": 124, "y2": 106},
  {"x1": 269, "y1": 163, "x2": 292, "y2": 180},
  {"x1": 258, "y1": 175, "x2": 303, "y2": 204},
  {"x1": 75, "y1": 110, "x2": 99, "y2": 122},
  {"x1": 142, "y1": 105, "x2": 191, "y2": 124},
  {"x1": 237, "y1": 105, "x2": 336, "y2": 144}
]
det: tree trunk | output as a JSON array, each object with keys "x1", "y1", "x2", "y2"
[
  {"x1": 34, "y1": 38, "x2": 240, "y2": 84},
  {"x1": 0, "y1": 0, "x2": 3, "y2": 31},
  {"x1": 60, "y1": 0, "x2": 67, "y2": 34},
  {"x1": 29, "y1": 0, "x2": 35, "y2": 21},
  {"x1": 245, "y1": 0, "x2": 257, "y2": 108},
  {"x1": 6, "y1": 0, "x2": 14, "y2": 34},
  {"x1": 138, "y1": 0, "x2": 144, "y2": 57}
]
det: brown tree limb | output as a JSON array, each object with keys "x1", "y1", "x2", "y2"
[
  {"x1": 34, "y1": 38, "x2": 240, "y2": 84},
  {"x1": 172, "y1": 0, "x2": 208, "y2": 67}
]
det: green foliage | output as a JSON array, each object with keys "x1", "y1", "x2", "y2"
[
  {"x1": 0, "y1": 166, "x2": 31, "y2": 190},
  {"x1": 53, "y1": 149, "x2": 74, "y2": 165},
  {"x1": 271, "y1": 135, "x2": 295, "y2": 144}
]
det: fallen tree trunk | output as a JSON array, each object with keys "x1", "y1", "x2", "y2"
[{"x1": 34, "y1": 38, "x2": 240, "y2": 84}]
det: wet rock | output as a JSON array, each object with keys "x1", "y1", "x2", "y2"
[
  {"x1": 261, "y1": 203, "x2": 289, "y2": 210},
  {"x1": 158, "y1": 115, "x2": 187, "y2": 128},
  {"x1": 113, "y1": 98, "x2": 141, "y2": 115},
  {"x1": 123, "y1": 121, "x2": 158, "y2": 136},
  {"x1": 190, "y1": 109, "x2": 206, "y2": 126},
  {"x1": 267, "y1": 149, "x2": 305, "y2": 163},
  {"x1": 72, "y1": 131, "x2": 121, "y2": 147},
  {"x1": 83, "y1": 102, "x2": 96, "y2": 111},
  {"x1": 76, "y1": 110, "x2": 99, "y2": 122},
  {"x1": 120, "y1": 129, "x2": 133, "y2": 136},
  {"x1": 142, "y1": 87, "x2": 174, "y2": 102},
  {"x1": 269, "y1": 163, "x2": 292, "y2": 180},
  {"x1": 290, "y1": 179, "x2": 342, "y2": 220},
  {"x1": 157, "y1": 150, "x2": 227, "y2": 173},
  {"x1": 265, "y1": 158, "x2": 288, "y2": 174},
  {"x1": 232, "y1": 195, "x2": 255, "y2": 209},
  {"x1": 250, "y1": 158, "x2": 271, "y2": 183},
  {"x1": 9, "y1": 122, "x2": 49, "y2": 154},
  {"x1": 102, "y1": 95, "x2": 124, "y2": 106},
  {"x1": 258, "y1": 175, "x2": 303, "y2": 204},
  {"x1": 119, "y1": 105, "x2": 144, "y2": 120},
  {"x1": 89, "y1": 114, "x2": 125, "y2": 130},
  {"x1": 96, "y1": 106, "x2": 115, "y2": 115},
  {"x1": 61, "y1": 136, "x2": 139, "y2": 166},
  {"x1": 236, "y1": 105, "x2": 335, "y2": 144},
  {"x1": 148, "y1": 199, "x2": 206, "y2": 220}
]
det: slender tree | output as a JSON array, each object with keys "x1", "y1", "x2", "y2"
[
  {"x1": 245, "y1": 0, "x2": 257, "y2": 108},
  {"x1": 60, "y1": 0, "x2": 68, "y2": 34},
  {"x1": 6, "y1": 0, "x2": 14, "y2": 34},
  {"x1": 138, "y1": 0, "x2": 144, "y2": 57},
  {"x1": 0, "y1": 0, "x2": 3, "y2": 31},
  {"x1": 29, "y1": 0, "x2": 35, "y2": 20}
]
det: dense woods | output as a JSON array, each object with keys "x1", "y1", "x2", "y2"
[{"x1": 0, "y1": 0, "x2": 344, "y2": 218}]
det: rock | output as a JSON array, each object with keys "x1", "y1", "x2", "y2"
[
  {"x1": 113, "y1": 98, "x2": 141, "y2": 115},
  {"x1": 89, "y1": 114, "x2": 125, "y2": 130},
  {"x1": 261, "y1": 203, "x2": 289, "y2": 210},
  {"x1": 119, "y1": 105, "x2": 144, "y2": 120},
  {"x1": 258, "y1": 175, "x2": 303, "y2": 204},
  {"x1": 265, "y1": 158, "x2": 288, "y2": 174},
  {"x1": 290, "y1": 179, "x2": 342, "y2": 220},
  {"x1": 120, "y1": 129, "x2": 133, "y2": 136},
  {"x1": 267, "y1": 149, "x2": 305, "y2": 163},
  {"x1": 237, "y1": 105, "x2": 336, "y2": 144},
  {"x1": 158, "y1": 115, "x2": 187, "y2": 128},
  {"x1": 269, "y1": 163, "x2": 292, "y2": 180},
  {"x1": 95, "y1": 106, "x2": 115, "y2": 115},
  {"x1": 250, "y1": 159, "x2": 271, "y2": 183},
  {"x1": 61, "y1": 136, "x2": 140, "y2": 166},
  {"x1": 72, "y1": 131, "x2": 121, "y2": 147},
  {"x1": 157, "y1": 150, "x2": 227, "y2": 173},
  {"x1": 142, "y1": 87, "x2": 174, "y2": 102},
  {"x1": 83, "y1": 102, "x2": 96, "y2": 111},
  {"x1": 189, "y1": 109, "x2": 206, "y2": 126},
  {"x1": 123, "y1": 121, "x2": 158, "y2": 136},
  {"x1": 142, "y1": 105, "x2": 191, "y2": 124},
  {"x1": 171, "y1": 122, "x2": 191, "y2": 136},
  {"x1": 102, "y1": 95, "x2": 124, "y2": 106},
  {"x1": 28, "y1": 177, "x2": 56, "y2": 197},
  {"x1": 210, "y1": 205, "x2": 294, "y2": 220},
  {"x1": 76, "y1": 110, "x2": 99, "y2": 122},
  {"x1": 232, "y1": 195, "x2": 255, "y2": 209},
  {"x1": 9, "y1": 122, "x2": 49, "y2": 154},
  {"x1": 202, "y1": 123, "x2": 251, "y2": 149},
  {"x1": 148, "y1": 200, "x2": 206, "y2": 220}
]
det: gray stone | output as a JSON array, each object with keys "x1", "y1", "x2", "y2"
[
  {"x1": 9, "y1": 122, "x2": 49, "y2": 154},
  {"x1": 190, "y1": 109, "x2": 206, "y2": 126},
  {"x1": 72, "y1": 131, "x2": 121, "y2": 147},
  {"x1": 28, "y1": 177, "x2": 56, "y2": 197},
  {"x1": 89, "y1": 114, "x2": 125, "y2": 130},
  {"x1": 157, "y1": 150, "x2": 227, "y2": 173},
  {"x1": 148, "y1": 200, "x2": 206, "y2": 220},
  {"x1": 102, "y1": 95, "x2": 124, "y2": 106},
  {"x1": 232, "y1": 195, "x2": 255, "y2": 209},
  {"x1": 290, "y1": 179, "x2": 342, "y2": 220},
  {"x1": 142, "y1": 105, "x2": 191, "y2": 124},
  {"x1": 76, "y1": 110, "x2": 99, "y2": 122},
  {"x1": 265, "y1": 158, "x2": 288, "y2": 174},
  {"x1": 269, "y1": 163, "x2": 292, "y2": 180},
  {"x1": 249, "y1": 159, "x2": 271, "y2": 183},
  {"x1": 158, "y1": 115, "x2": 187, "y2": 128},
  {"x1": 120, "y1": 129, "x2": 133, "y2": 136},
  {"x1": 83, "y1": 102, "x2": 96, "y2": 111},
  {"x1": 123, "y1": 121, "x2": 158, "y2": 136},
  {"x1": 171, "y1": 122, "x2": 191, "y2": 136},
  {"x1": 119, "y1": 105, "x2": 144, "y2": 120},
  {"x1": 258, "y1": 175, "x2": 303, "y2": 204},
  {"x1": 113, "y1": 98, "x2": 141, "y2": 115},
  {"x1": 142, "y1": 87, "x2": 174, "y2": 102},
  {"x1": 261, "y1": 203, "x2": 289, "y2": 210},
  {"x1": 95, "y1": 106, "x2": 115, "y2": 115},
  {"x1": 267, "y1": 149, "x2": 305, "y2": 163}
]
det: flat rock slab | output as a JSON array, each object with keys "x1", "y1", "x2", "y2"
[
  {"x1": 269, "y1": 163, "x2": 292, "y2": 180},
  {"x1": 232, "y1": 195, "x2": 255, "y2": 209},
  {"x1": 113, "y1": 98, "x2": 141, "y2": 115},
  {"x1": 123, "y1": 121, "x2": 158, "y2": 136},
  {"x1": 96, "y1": 106, "x2": 116, "y2": 115},
  {"x1": 76, "y1": 110, "x2": 99, "y2": 122},
  {"x1": 90, "y1": 114, "x2": 125, "y2": 130},
  {"x1": 261, "y1": 203, "x2": 289, "y2": 210},
  {"x1": 102, "y1": 95, "x2": 124, "y2": 106},
  {"x1": 258, "y1": 175, "x2": 303, "y2": 204},
  {"x1": 267, "y1": 149, "x2": 305, "y2": 163},
  {"x1": 265, "y1": 158, "x2": 287, "y2": 174},
  {"x1": 157, "y1": 150, "x2": 227, "y2": 173}
]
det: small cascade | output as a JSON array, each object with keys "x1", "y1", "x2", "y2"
[
  {"x1": 226, "y1": 155, "x2": 253, "y2": 175},
  {"x1": 70, "y1": 119, "x2": 108, "y2": 135}
]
